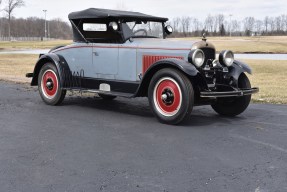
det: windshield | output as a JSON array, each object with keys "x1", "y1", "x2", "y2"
[{"x1": 125, "y1": 21, "x2": 164, "y2": 39}]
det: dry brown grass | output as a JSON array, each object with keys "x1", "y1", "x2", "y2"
[
  {"x1": 0, "y1": 40, "x2": 72, "y2": 50},
  {"x1": 0, "y1": 54, "x2": 38, "y2": 82},
  {"x1": 0, "y1": 54, "x2": 286, "y2": 104},
  {"x1": 176, "y1": 36, "x2": 287, "y2": 53},
  {"x1": 243, "y1": 59, "x2": 287, "y2": 104}
]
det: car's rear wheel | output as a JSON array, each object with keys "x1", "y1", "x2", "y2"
[
  {"x1": 211, "y1": 73, "x2": 251, "y2": 116},
  {"x1": 38, "y1": 63, "x2": 66, "y2": 105},
  {"x1": 98, "y1": 94, "x2": 117, "y2": 100},
  {"x1": 148, "y1": 68, "x2": 194, "y2": 125}
]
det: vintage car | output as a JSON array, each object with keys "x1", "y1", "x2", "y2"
[{"x1": 26, "y1": 8, "x2": 259, "y2": 124}]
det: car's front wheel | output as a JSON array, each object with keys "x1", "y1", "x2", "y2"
[
  {"x1": 38, "y1": 63, "x2": 66, "y2": 105},
  {"x1": 211, "y1": 73, "x2": 251, "y2": 116},
  {"x1": 148, "y1": 68, "x2": 194, "y2": 125}
]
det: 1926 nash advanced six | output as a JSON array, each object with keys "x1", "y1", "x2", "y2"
[{"x1": 27, "y1": 8, "x2": 259, "y2": 124}]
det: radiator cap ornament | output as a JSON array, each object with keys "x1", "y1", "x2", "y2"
[{"x1": 202, "y1": 33, "x2": 207, "y2": 41}]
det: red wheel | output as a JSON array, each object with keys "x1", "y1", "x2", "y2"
[
  {"x1": 38, "y1": 63, "x2": 66, "y2": 105},
  {"x1": 41, "y1": 70, "x2": 59, "y2": 99},
  {"x1": 153, "y1": 77, "x2": 182, "y2": 117},
  {"x1": 148, "y1": 68, "x2": 194, "y2": 125}
]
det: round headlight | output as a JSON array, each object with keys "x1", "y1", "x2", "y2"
[
  {"x1": 188, "y1": 49, "x2": 205, "y2": 68},
  {"x1": 109, "y1": 22, "x2": 119, "y2": 31},
  {"x1": 219, "y1": 50, "x2": 234, "y2": 67}
]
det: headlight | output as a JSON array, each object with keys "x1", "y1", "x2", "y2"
[
  {"x1": 219, "y1": 50, "x2": 234, "y2": 67},
  {"x1": 188, "y1": 49, "x2": 205, "y2": 67}
]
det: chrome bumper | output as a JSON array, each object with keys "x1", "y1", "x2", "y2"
[{"x1": 200, "y1": 88, "x2": 259, "y2": 98}]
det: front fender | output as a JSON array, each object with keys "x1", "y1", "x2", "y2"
[
  {"x1": 234, "y1": 60, "x2": 252, "y2": 74},
  {"x1": 228, "y1": 60, "x2": 252, "y2": 86},
  {"x1": 31, "y1": 53, "x2": 71, "y2": 86},
  {"x1": 135, "y1": 58, "x2": 204, "y2": 97}
]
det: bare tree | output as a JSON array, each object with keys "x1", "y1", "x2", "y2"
[
  {"x1": 243, "y1": 17, "x2": 255, "y2": 35},
  {"x1": 214, "y1": 14, "x2": 225, "y2": 34},
  {"x1": 180, "y1": 16, "x2": 190, "y2": 37},
  {"x1": 205, "y1": 15, "x2": 214, "y2": 33},
  {"x1": 4, "y1": 0, "x2": 25, "y2": 41},
  {"x1": 264, "y1": 16, "x2": 269, "y2": 33},
  {"x1": 192, "y1": 18, "x2": 201, "y2": 36},
  {"x1": 172, "y1": 17, "x2": 181, "y2": 33},
  {"x1": 231, "y1": 20, "x2": 241, "y2": 33},
  {"x1": 275, "y1": 16, "x2": 282, "y2": 32},
  {"x1": 283, "y1": 14, "x2": 287, "y2": 32},
  {"x1": 269, "y1": 17, "x2": 275, "y2": 32},
  {"x1": 0, "y1": 0, "x2": 3, "y2": 37},
  {"x1": 255, "y1": 20, "x2": 263, "y2": 34}
]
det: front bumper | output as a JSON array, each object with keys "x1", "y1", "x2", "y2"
[{"x1": 200, "y1": 87, "x2": 259, "y2": 98}]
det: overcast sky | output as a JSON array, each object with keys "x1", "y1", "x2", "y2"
[{"x1": 1, "y1": 0, "x2": 286, "y2": 22}]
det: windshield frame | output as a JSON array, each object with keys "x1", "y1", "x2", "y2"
[{"x1": 120, "y1": 20, "x2": 167, "y2": 42}]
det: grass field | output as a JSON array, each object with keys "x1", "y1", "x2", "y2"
[
  {"x1": 177, "y1": 36, "x2": 287, "y2": 54},
  {"x1": 242, "y1": 59, "x2": 287, "y2": 104},
  {"x1": 0, "y1": 54, "x2": 286, "y2": 104},
  {"x1": 0, "y1": 54, "x2": 38, "y2": 82},
  {"x1": 0, "y1": 40, "x2": 72, "y2": 50},
  {"x1": 1, "y1": 36, "x2": 287, "y2": 53}
]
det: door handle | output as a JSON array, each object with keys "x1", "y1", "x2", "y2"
[{"x1": 93, "y1": 52, "x2": 99, "y2": 56}]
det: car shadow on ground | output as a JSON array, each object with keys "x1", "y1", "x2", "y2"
[{"x1": 62, "y1": 94, "x2": 242, "y2": 127}]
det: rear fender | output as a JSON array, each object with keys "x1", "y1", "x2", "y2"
[{"x1": 31, "y1": 53, "x2": 71, "y2": 87}]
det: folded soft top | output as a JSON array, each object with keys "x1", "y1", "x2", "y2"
[{"x1": 68, "y1": 8, "x2": 168, "y2": 22}]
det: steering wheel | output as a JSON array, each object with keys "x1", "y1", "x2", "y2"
[{"x1": 133, "y1": 29, "x2": 148, "y2": 36}]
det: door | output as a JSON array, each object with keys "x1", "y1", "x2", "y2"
[{"x1": 93, "y1": 44, "x2": 119, "y2": 79}]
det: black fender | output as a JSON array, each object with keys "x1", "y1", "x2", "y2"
[
  {"x1": 31, "y1": 53, "x2": 71, "y2": 87},
  {"x1": 135, "y1": 58, "x2": 206, "y2": 97},
  {"x1": 228, "y1": 60, "x2": 252, "y2": 86}
]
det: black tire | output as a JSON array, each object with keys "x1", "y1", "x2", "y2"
[
  {"x1": 38, "y1": 63, "x2": 66, "y2": 105},
  {"x1": 211, "y1": 73, "x2": 251, "y2": 116},
  {"x1": 98, "y1": 94, "x2": 117, "y2": 100},
  {"x1": 148, "y1": 68, "x2": 194, "y2": 125}
]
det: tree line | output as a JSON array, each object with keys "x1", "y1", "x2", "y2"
[
  {"x1": 0, "y1": 0, "x2": 72, "y2": 40},
  {"x1": 0, "y1": 17, "x2": 72, "y2": 40},
  {"x1": 168, "y1": 14, "x2": 287, "y2": 37},
  {"x1": 0, "y1": 0, "x2": 287, "y2": 40}
]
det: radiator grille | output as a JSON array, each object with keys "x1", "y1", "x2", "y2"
[{"x1": 201, "y1": 48, "x2": 216, "y2": 65}]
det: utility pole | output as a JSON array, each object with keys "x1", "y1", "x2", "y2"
[
  {"x1": 229, "y1": 14, "x2": 233, "y2": 37},
  {"x1": 48, "y1": 21, "x2": 50, "y2": 38},
  {"x1": 43, "y1": 10, "x2": 47, "y2": 40}
]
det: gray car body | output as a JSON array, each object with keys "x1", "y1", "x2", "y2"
[
  {"x1": 51, "y1": 38, "x2": 194, "y2": 82},
  {"x1": 30, "y1": 37, "x2": 252, "y2": 98}
]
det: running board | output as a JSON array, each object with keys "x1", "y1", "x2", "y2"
[{"x1": 63, "y1": 88, "x2": 134, "y2": 98}]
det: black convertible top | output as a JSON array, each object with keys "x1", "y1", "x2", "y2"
[{"x1": 68, "y1": 8, "x2": 168, "y2": 22}]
